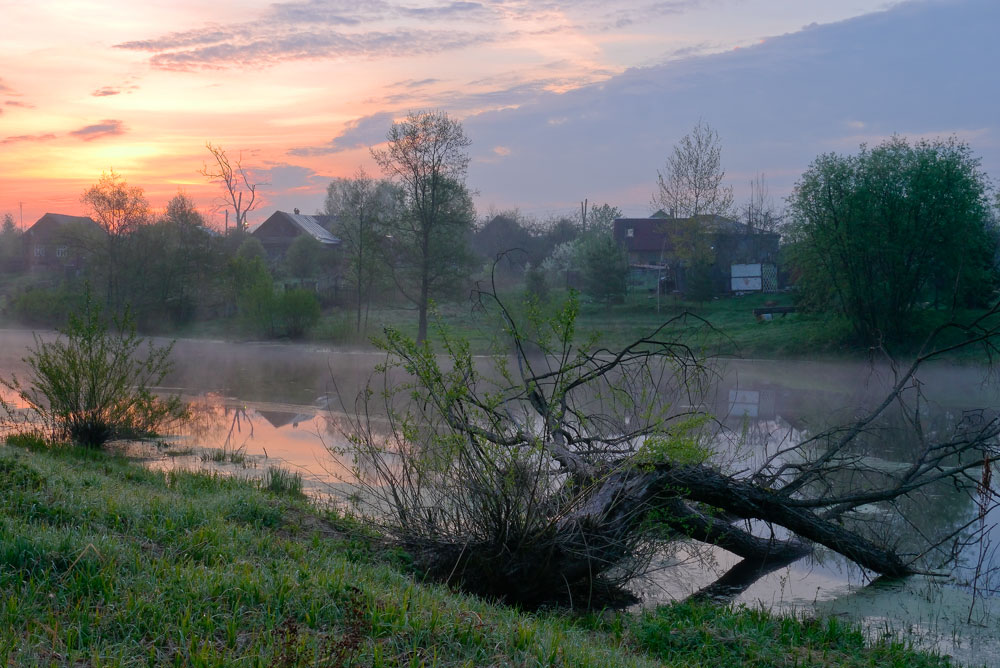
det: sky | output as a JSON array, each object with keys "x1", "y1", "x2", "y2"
[{"x1": 0, "y1": 0, "x2": 996, "y2": 228}]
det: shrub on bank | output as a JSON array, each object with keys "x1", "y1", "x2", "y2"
[{"x1": 0, "y1": 296, "x2": 186, "y2": 447}]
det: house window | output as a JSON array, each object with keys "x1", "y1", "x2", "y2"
[
  {"x1": 34, "y1": 246, "x2": 45, "y2": 258},
  {"x1": 626, "y1": 228, "x2": 634, "y2": 238},
  {"x1": 56, "y1": 246, "x2": 68, "y2": 258}
]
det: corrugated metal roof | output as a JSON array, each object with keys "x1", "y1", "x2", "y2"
[
  {"x1": 252, "y1": 211, "x2": 340, "y2": 245},
  {"x1": 287, "y1": 213, "x2": 339, "y2": 244}
]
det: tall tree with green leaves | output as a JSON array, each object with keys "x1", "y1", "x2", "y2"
[
  {"x1": 787, "y1": 136, "x2": 996, "y2": 341},
  {"x1": 0, "y1": 213, "x2": 21, "y2": 273},
  {"x1": 325, "y1": 167, "x2": 402, "y2": 333},
  {"x1": 372, "y1": 110, "x2": 475, "y2": 342},
  {"x1": 577, "y1": 233, "x2": 628, "y2": 307}
]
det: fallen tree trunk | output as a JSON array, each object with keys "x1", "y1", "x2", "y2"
[{"x1": 339, "y1": 286, "x2": 1000, "y2": 607}]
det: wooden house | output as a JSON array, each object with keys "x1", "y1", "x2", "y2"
[
  {"x1": 23, "y1": 213, "x2": 102, "y2": 274},
  {"x1": 612, "y1": 214, "x2": 781, "y2": 296},
  {"x1": 250, "y1": 209, "x2": 340, "y2": 260}
]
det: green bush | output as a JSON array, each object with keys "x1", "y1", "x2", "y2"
[
  {"x1": 0, "y1": 296, "x2": 187, "y2": 447},
  {"x1": 12, "y1": 286, "x2": 88, "y2": 328},
  {"x1": 285, "y1": 235, "x2": 324, "y2": 278},
  {"x1": 278, "y1": 289, "x2": 321, "y2": 338}
]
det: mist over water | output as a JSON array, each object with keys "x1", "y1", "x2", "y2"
[{"x1": 2, "y1": 327, "x2": 999, "y2": 664}]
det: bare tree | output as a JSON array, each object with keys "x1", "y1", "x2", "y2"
[
  {"x1": 371, "y1": 110, "x2": 475, "y2": 343},
  {"x1": 654, "y1": 120, "x2": 734, "y2": 219},
  {"x1": 201, "y1": 142, "x2": 264, "y2": 236},
  {"x1": 337, "y1": 283, "x2": 1000, "y2": 607},
  {"x1": 742, "y1": 172, "x2": 783, "y2": 234}
]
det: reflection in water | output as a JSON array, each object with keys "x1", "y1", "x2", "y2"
[
  {"x1": 156, "y1": 394, "x2": 359, "y2": 496},
  {"x1": 639, "y1": 358, "x2": 1000, "y2": 666}
]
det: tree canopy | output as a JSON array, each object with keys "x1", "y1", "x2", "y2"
[
  {"x1": 325, "y1": 168, "x2": 402, "y2": 332},
  {"x1": 787, "y1": 136, "x2": 997, "y2": 341},
  {"x1": 654, "y1": 120, "x2": 733, "y2": 219},
  {"x1": 372, "y1": 110, "x2": 476, "y2": 342}
]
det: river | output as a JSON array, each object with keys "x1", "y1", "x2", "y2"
[{"x1": 1, "y1": 328, "x2": 998, "y2": 666}]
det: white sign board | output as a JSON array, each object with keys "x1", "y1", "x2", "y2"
[
  {"x1": 729, "y1": 389, "x2": 760, "y2": 418},
  {"x1": 731, "y1": 263, "x2": 763, "y2": 292},
  {"x1": 731, "y1": 263, "x2": 762, "y2": 278},
  {"x1": 732, "y1": 276, "x2": 763, "y2": 291}
]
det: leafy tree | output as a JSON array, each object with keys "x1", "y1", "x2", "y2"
[
  {"x1": 787, "y1": 136, "x2": 997, "y2": 340},
  {"x1": 0, "y1": 212, "x2": 21, "y2": 273},
  {"x1": 586, "y1": 203, "x2": 622, "y2": 235},
  {"x1": 540, "y1": 239, "x2": 579, "y2": 288},
  {"x1": 578, "y1": 233, "x2": 628, "y2": 306},
  {"x1": 119, "y1": 197, "x2": 218, "y2": 327},
  {"x1": 81, "y1": 170, "x2": 150, "y2": 308},
  {"x1": 325, "y1": 168, "x2": 401, "y2": 332},
  {"x1": 653, "y1": 122, "x2": 734, "y2": 299},
  {"x1": 284, "y1": 234, "x2": 324, "y2": 279},
  {"x1": 372, "y1": 110, "x2": 475, "y2": 342},
  {"x1": 162, "y1": 191, "x2": 206, "y2": 228},
  {"x1": 523, "y1": 263, "x2": 549, "y2": 303},
  {"x1": 229, "y1": 254, "x2": 274, "y2": 332},
  {"x1": 236, "y1": 236, "x2": 267, "y2": 262},
  {"x1": 0, "y1": 295, "x2": 185, "y2": 447},
  {"x1": 654, "y1": 120, "x2": 733, "y2": 219},
  {"x1": 471, "y1": 210, "x2": 538, "y2": 270},
  {"x1": 277, "y1": 288, "x2": 321, "y2": 338}
]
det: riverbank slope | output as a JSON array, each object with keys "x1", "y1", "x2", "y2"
[{"x1": 0, "y1": 437, "x2": 956, "y2": 667}]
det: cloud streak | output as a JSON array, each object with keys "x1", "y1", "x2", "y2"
[
  {"x1": 290, "y1": 111, "x2": 396, "y2": 155},
  {"x1": 0, "y1": 120, "x2": 129, "y2": 147},
  {"x1": 114, "y1": 0, "x2": 707, "y2": 71},
  {"x1": 114, "y1": 0, "x2": 502, "y2": 70},
  {"x1": 120, "y1": 27, "x2": 487, "y2": 70},
  {"x1": 0, "y1": 133, "x2": 58, "y2": 145},
  {"x1": 68, "y1": 119, "x2": 127, "y2": 141},
  {"x1": 463, "y1": 0, "x2": 1000, "y2": 215}
]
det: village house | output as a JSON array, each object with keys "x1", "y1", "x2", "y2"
[
  {"x1": 250, "y1": 209, "x2": 340, "y2": 260},
  {"x1": 23, "y1": 213, "x2": 102, "y2": 275},
  {"x1": 612, "y1": 213, "x2": 781, "y2": 296}
]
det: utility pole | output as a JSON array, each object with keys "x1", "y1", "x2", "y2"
[
  {"x1": 580, "y1": 198, "x2": 588, "y2": 231},
  {"x1": 19, "y1": 201, "x2": 23, "y2": 230}
]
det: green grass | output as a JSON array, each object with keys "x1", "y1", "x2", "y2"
[
  {"x1": 359, "y1": 289, "x2": 1000, "y2": 362},
  {"x1": 628, "y1": 600, "x2": 953, "y2": 668},
  {"x1": 328, "y1": 290, "x2": 863, "y2": 359},
  {"x1": 0, "y1": 436, "x2": 961, "y2": 667}
]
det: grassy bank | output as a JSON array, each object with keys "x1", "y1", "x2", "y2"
[
  {"x1": 317, "y1": 291, "x2": 995, "y2": 361},
  {"x1": 0, "y1": 437, "x2": 957, "y2": 667},
  {"x1": 6, "y1": 279, "x2": 995, "y2": 362}
]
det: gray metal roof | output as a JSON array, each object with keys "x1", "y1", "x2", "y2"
[
  {"x1": 287, "y1": 212, "x2": 339, "y2": 245},
  {"x1": 253, "y1": 211, "x2": 340, "y2": 245}
]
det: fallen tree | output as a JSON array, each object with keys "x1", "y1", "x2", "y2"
[{"x1": 336, "y1": 289, "x2": 1000, "y2": 607}]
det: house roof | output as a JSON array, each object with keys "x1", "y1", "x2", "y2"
[
  {"x1": 26, "y1": 213, "x2": 101, "y2": 235},
  {"x1": 252, "y1": 211, "x2": 340, "y2": 245},
  {"x1": 613, "y1": 215, "x2": 754, "y2": 252}
]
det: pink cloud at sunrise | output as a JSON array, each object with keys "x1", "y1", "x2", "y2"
[{"x1": 2, "y1": 0, "x2": 995, "y2": 228}]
